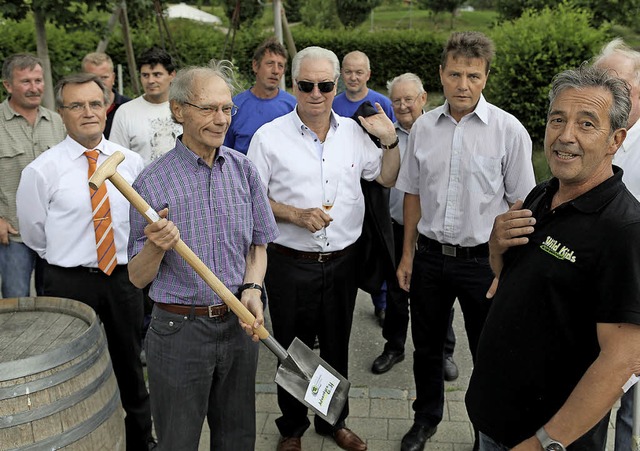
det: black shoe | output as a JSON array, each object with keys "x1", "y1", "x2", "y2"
[
  {"x1": 371, "y1": 351, "x2": 404, "y2": 374},
  {"x1": 444, "y1": 355, "x2": 459, "y2": 381},
  {"x1": 400, "y1": 423, "x2": 437, "y2": 451}
]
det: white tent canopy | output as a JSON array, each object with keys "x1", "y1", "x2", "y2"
[{"x1": 166, "y1": 3, "x2": 222, "y2": 25}]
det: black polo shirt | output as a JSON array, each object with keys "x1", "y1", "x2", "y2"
[{"x1": 466, "y1": 167, "x2": 640, "y2": 448}]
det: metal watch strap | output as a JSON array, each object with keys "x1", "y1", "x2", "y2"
[{"x1": 535, "y1": 427, "x2": 566, "y2": 451}]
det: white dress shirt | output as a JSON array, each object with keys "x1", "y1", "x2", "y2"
[
  {"x1": 389, "y1": 122, "x2": 410, "y2": 225},
  {"x1": 396, "y1": 95, "x2": 536, "y2": 247},
  {"x1": 248, "y1": 109, "x2": 382, "y2": 252},
  {"x1": 615, "y1": 118, "x2": 640, "y2": 200},
  {"x1": 17, "y1": 135, "x2": 144, "y2": 268}
]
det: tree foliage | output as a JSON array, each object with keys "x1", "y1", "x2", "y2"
[
  {"x1": 300, "y1": 0, "x2": 341, "y2": 28},
  {"x1": 416, "y1": 0, "x2": 465, "y2": 15},
  {"x1": 335, "y1": 0, "x2": 382, "y2": 28},
  {"x1": 222, "y1": 0, "x2": 263, "y2": 27},
  {"x1": 487, "y1": 2, "x2": 608, "y2": 145},
  {"x1": 0, "y1": 0, "x2": 113, "y2": 29},
  {"x1": 496, "y1": 0, "x2": 640, "y2": 28}
]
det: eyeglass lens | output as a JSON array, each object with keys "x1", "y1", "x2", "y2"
[{"x1": 297, "y1": 81, "x2": 335, "y2": 93}]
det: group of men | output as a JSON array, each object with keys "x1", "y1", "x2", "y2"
[{"x1": 2, "y1": 29, "x2": 640, "y2": 451}]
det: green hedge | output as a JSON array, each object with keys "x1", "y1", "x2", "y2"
[{"x1": 486, "y1": 3, "x2": 609, "y2": 146}]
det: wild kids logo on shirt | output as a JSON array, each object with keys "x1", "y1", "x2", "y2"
[{"x1": 540, "y1": 236, "x2": 576, "y2": 263}]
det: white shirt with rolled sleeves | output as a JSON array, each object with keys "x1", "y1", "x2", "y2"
[
  {"x1": 614, "y1": 118, "x2": 640, "y2": 199},
  {"x1": 16, "y1": 135, "x2": 144, "y2": 268},
  {"x1": 396, "y1": 95, "x2": 536, "y2": 247},
  {"x1": 247, "y1": 108, "x2": 382, "y2": 252}
]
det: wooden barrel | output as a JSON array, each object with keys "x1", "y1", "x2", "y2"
[{"x1": 0, "y1": 297, "x2": 125, "y2": 450}]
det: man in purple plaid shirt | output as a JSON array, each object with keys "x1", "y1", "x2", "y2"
[{"x1": 128, "y1": 63, "x2": 279, "y2": 451}]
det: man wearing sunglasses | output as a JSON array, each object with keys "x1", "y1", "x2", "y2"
[{"x1": 248, "y1": 46, "x2": 401, "y2": 451}]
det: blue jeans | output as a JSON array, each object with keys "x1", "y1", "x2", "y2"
[
  {"x1": 615, "y1": 386, "x2": 633, "y2": 450},
  {"x1": 0, "y1": 241, "x2": 35, "y2": 297},
  {"x1": 478, "y1": 432, "x2": 510, "y2": 451}
]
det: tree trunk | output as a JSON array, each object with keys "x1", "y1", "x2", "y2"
[{"x1": 33, "y1": 9, "x2": 55, "y2": 110}]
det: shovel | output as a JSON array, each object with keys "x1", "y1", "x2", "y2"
[{"x1": 89, "y1": 150, "x2": 350, "y2": 426}]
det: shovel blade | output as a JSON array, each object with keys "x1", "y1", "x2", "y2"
[{"x1": 274, "y1": 337, "x2": 350, "y2": 426}]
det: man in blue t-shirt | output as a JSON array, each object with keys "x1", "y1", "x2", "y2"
[
  {"x1": 333, "y1": 51, "x2": 395, "y2": 121},
  {"x1": 223, "y1": 37, "x2": 296, "y2": 155}
]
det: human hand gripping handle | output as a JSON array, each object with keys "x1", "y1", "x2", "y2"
[
  {"x1": 88, "y1": 151, "x2": 268, "y2": 341},
  {"x1": 486, "y1": 199, "x2": 536, "y2": 298}
]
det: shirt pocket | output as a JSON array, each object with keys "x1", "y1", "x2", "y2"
[{"x1": 468, "y1": 154, "x2": 502, "y2": 196}]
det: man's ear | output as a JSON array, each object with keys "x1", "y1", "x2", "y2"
[
  {"x1": 170, "y1": 100, "x2": 185, "y2": 124},
  {"x1": 609, "y1": 127, "x2": 627, "y2": 156}
]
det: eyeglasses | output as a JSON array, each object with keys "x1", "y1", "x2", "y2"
[
  {"x1": 184, "y1": 101, "x2": 239, "y2": 117},
  {"x1": 392, "y1": 97, "x2": 417, "y2": 107},
  {"x1": 296, "y1": 81, "x2": 336, "y2": 93},
  {"x1": 59, "y1": 101, "x2": 105, "y2": 112}
]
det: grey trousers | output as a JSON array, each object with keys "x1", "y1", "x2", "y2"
[{"x1": 146, "y1": 304, "x2": 259, "y2": 451}]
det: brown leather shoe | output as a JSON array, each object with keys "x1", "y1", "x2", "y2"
[
  {"x1": 332, "y1": 428, "x2": 367, "y2": 451},
  {"x1": 277, "y1": 436, "x2": 301, "y2": 451}
]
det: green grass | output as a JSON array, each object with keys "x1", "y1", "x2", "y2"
[{"x1": 353, "y1": 7, "x2": 499, "y2": 36}]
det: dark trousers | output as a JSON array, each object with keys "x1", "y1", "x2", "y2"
[
  {"x1": 383, "y1": 222, "x2": 456, "y2": 357},
  {"x1": 43, "y1": 263, "x2": 152, "y2": 450},
  {"x1": 147, "y1": 306, "x2": 258, "y2": 451},
  {"x1": 409, "y1": 249, "x2": 493, "y2": 427},
  {"x1": 266, "y1": 246, "x2": 359, "y2": 437}
]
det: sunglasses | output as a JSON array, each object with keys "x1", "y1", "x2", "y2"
[{"x1": 296, "y1": 80, "x2": 336, "y2": 93}]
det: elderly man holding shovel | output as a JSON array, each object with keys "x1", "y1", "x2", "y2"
[{"x1": 127, "y1": 63, "x2": 279, "y2": 451}]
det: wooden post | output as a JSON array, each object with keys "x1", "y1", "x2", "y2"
[
  {"x1": 96, "y1": 2, "x2": 124, "y2": 53},
  {"x1": 119, "y1": 0, "x2": 139, "y2": 96},
  {"x1": 33, "y1": 10, "x2": 54, "y2": 110},
  {"x1": 273, "y1": 0, "x2": 285, "y2": 91}
]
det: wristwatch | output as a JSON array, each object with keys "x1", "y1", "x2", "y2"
[{"x1": 535, "y1": 427, "x2": 566, "y2": 451}]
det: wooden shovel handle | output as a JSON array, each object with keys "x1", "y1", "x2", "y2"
[{"x1": 107, "y1": 170, "x2": 270, "y2": 340}]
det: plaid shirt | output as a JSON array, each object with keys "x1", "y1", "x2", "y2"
[{"x1": 128, "y1": 138, "x2": 278, "y2": 306}]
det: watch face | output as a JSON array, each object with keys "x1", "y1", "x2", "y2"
[{"x1": 546, "y1": 444, "x2": 564, "y2": 451}]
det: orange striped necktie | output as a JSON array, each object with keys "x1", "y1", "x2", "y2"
[{"x1": 84, "y1": 150, "x2": 118, "y2": 275}]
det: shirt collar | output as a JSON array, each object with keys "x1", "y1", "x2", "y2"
[
  {"x1": 440, "y1": 94, "x2": 489, "y2": 125},
  {"x1": 65, "y1": 134, "x2": 110, "y2": 160},
  {"x1": 619, "y1": 118, "x2": 640, "y2": 154},
  {"x1": 394, "y1": 121, "x2": 411, "y2": 136},
  {"x1": 174, "y1": 135, "x2": 227, "y2": 170},
  {"x1": 543, "y1": 166, "x2": 624, "y2": 214},
  {"x1": 1, "y1": 98, "x2": 54, "y2": 122},
  {"x1": 291, "y1": 107, "x2": 339, "y2": 135}
]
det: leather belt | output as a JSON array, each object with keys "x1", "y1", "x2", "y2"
[
  {"x1": 270, "y1": 242, "x2": 355, "y2": 263},
  {"x1": 417, "y1": 235, "x2": 489, "y2": 259},
  {"x1": 155, "y1": 302, "x2": 229, "y2": 318}
]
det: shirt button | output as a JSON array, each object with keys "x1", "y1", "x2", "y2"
[{"x1": 169, "y1": 321, "x2": 174, "y2": 327}]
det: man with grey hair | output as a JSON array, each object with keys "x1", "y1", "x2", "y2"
[
  {"x1": 593, "y1": 37, "x2": 640, "y2": 451},
  {"x1": 248, "y1": 46, "x2": 401, "y2": 451},
  {"x1": 396, "y1": 31, "x2": 535, "y2": 450},
  {"x1": 466, "y1": 64, "x2": 640, "y2": 450},
  {"x1": 333, "y1": 50, "x2": 395, "y2": 120},
  {"x1": 82, "y1": 51, "x2": 131, "y2": 138},
  {"x1": 16, "y1": 72, "x2": 153, "y2": 450},
  {"x1": 0, "y1": 53, "x2": 65, "y2": 299},
  {"x1": 128, "y1": 64, "x2": 279, "y2": 450}
]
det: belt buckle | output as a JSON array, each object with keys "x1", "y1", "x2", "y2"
[
  {"x1": 317, "y1": 252, "x2": 331, "y2": 263},
  {"x1": 442, "y1": 244, "x2": 457, "y2": 257},
  {"x1": 207, "y1": 305, "x2": 220, "y2": 318}
]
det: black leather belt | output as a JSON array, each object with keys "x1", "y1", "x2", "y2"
[
  {"x1": 417, "y1": 235, "x2": 489, "y2": 259},
  {"x1": 156, "y1": 302, "x2": 229, "y2": 318},
  {"x1": 270, "y1": 242, "x2": 355, "y2": 263}
]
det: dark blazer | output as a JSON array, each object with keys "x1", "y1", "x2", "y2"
[{"x1": 350, "y1": 101, "x2": 396, "y2": 294}]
